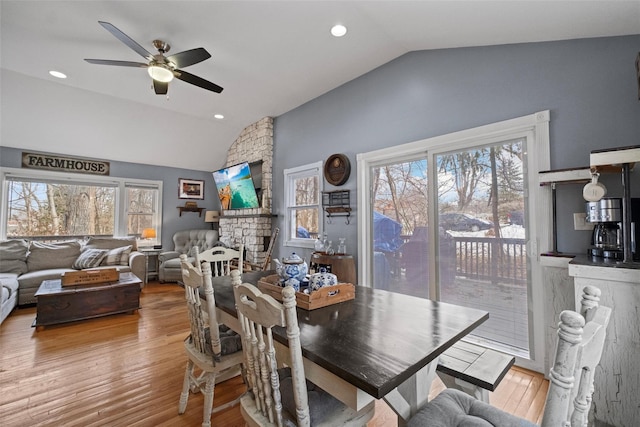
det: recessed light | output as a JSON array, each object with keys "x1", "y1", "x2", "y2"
[
  {"x1": 49, "y1": 70, "x2": 67, "y2": 79},
  {"x1": 330, "y1": 24, "x2": 347, "y2": 37},
  {"x1": 214, "y1": 114, "x2": 224, "y2": 120}
]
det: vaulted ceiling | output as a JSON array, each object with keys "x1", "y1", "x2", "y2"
[{"x1": 2, "y1": 1, "x2": 638, "y2": 171}]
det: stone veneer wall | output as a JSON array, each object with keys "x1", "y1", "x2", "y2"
[{"x1": 219, "y1": 117, "x2": 274, "y2": 267}]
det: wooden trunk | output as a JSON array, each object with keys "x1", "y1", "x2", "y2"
[{"x1": 34, "y1": 274, "x2": 141, "y2": 329}]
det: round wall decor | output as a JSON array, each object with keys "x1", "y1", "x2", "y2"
[{"x1": 324, "y1": 153, "x2": 351, "y2": 186}]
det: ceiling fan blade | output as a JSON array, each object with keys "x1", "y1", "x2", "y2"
[
  {"x1": 85, "y1": 59, "x2": 148, "y2": 68},
  {"x1": 166, "y1": 48, "x2": 211, "y2": 68},
  {"x1": 153, "y1": 80, "x2": 169, "y2": 95},
  {"x1": 98, "y1": 21, "x2": 154, "y2": 62},
  {"x1": 174, "y1": 69, "x2": 223, "y2": 93}
]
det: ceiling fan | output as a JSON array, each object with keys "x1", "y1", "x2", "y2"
[{"x1": 85, "y1": 21, "x2": 223, "y2": 95}]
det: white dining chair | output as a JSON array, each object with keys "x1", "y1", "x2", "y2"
[
  {"x1": 406, "y1": 285, "x2": 611, "y2": 427},
  {"x1": 196, "y1": 244, "x2": 244, "y2": 276},
  {"x1": 178, "y1": 254, "x2": 245, "y2": 427},
  {"x1": 233, "y1": 282, "x2": 375, "y2": 427}
]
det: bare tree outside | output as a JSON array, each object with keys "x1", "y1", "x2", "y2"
[
  {"x1": 6, "y1": 180, "x2": 116, "y2": 238},
  {"x1": 127, "y1": 187, "x2": 155, "y2": 235},
  {"x1": 293, "y1": 176, "x2": 319, "y2": 237},
  {"x1": 370, "y1": 138, "x2": 528, "y2": 354}
]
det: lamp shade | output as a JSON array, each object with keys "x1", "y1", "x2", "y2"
[
  {"x1": 141, "y1": 228, "x2": 157, "y2": 239},
  {"x1": 205, "y1": 211, "x2": 220, "y2": 223}
]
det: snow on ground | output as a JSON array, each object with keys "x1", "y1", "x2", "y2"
[{"x1": 446, "y1": 224, "x2": 526, "y2": 239}]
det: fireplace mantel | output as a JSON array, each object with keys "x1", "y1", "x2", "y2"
[{"x1": 221, "y1": 213, "x2": 276, "y2": 219}]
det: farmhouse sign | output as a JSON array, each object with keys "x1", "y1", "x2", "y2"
[{"x1": 22, "y1": 152, "x2": 110, "y2": 176}]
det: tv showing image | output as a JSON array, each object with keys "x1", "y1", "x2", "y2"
[{"x1": 212, "y1": 162, "x2": 260, "y2": 210}]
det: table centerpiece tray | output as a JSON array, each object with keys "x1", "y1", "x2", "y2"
[{"x1": 257, "y1": 274, "x2": 355, "y2": 310}]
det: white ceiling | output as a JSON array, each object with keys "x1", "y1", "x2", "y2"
[{"x1": 1, "y1": 1, "x2": 639, "y2": 171}]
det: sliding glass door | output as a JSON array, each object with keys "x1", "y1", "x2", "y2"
[
  {"x1": 435, "y1": 139, "x2": 529, "y2": 356},
  {"x1": 370, "y1": 157, "x2": 430, "y2": 297},
  {"x1": 359, "y1": 112, "x2": 550, "y2": 366}
]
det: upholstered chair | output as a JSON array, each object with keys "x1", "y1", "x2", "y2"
[{"x1": 158, "y1": 229, "x2": 219, "y2": 282}]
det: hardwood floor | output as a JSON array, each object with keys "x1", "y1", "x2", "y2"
[{"x1": 0, "y1": 282, "x2": 547, "y2": 426}]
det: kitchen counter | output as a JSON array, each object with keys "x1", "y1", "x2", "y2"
[{"x1": 569, "y1": 254, "x2": 640, "y2": 270}]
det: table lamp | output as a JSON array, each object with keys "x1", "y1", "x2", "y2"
[{"x1": 140, "y1": 228, "x2": 157, "y2": 248}]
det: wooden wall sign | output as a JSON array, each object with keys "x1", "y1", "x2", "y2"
[
  {"x1": 22, "y1": 152, "x2": 110, "y2": 176},
  {"x1": 324, "y1": 153, "x2": 351, "y2": 186}
]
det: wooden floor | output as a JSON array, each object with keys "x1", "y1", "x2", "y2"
[{"x1": 0, "y1": 282, "x2": 547, "y2": 426}]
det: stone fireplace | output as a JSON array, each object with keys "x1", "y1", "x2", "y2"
[{"x1": 218, "y1": 117, "x2": 274, "y2": 267}]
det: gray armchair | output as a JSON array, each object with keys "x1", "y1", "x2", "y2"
[{"x1": 158, "y1": 229, "x2": 220, "y2": 283}]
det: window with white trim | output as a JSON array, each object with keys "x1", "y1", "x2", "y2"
[
  {"x1": 0, "y1": 167, "x2": 162, "y2": 241},
  {"x1": 283, "y1": 161, "x2": 322, "y2": 248}
]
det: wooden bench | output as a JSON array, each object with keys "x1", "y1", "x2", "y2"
[{"x1": 436, "y1": 340, "x2": 515, "y2": 403}]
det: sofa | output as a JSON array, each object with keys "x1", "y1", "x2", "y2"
[
  {"x1": 158, "y1": 229, "x2": 220, "y2": 283},
  {"x1": 0, "y1": 237, "x2": 146, "y2": 324}
]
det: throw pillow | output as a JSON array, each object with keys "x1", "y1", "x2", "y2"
[
  {"x1": 72, "y1": 248, "x2": 108, "y2": 269},
  {"x1": 0, "y1": 239, "x2": 29, "y2": 274},
  {"x1": 102, "y1": 245, "x2": 132, "y2": 266},
  {"x1": 27, "y1": 241, "x2": 82, "y2": 272},
  {"x1": 85, "y1": 236, "x2": 138, "y2": 252}
]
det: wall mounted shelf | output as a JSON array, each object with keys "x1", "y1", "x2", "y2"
[
  {"x1": 322, "y1": 190, "x2": 351, "y2": 224},
  {"x1": 177, "y1": 206, "x2": 205, "y2": 217}
]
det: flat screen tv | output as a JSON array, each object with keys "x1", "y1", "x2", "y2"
[{"x1": 212, "y1": 162, "x2": 260, "y2": 210}]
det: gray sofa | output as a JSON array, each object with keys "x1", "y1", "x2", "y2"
[
  {"x1": 158, "y1": 229, "x2": 220, "y2": 283},
  {"x1": 0, "y1": 237, "x2": 146, "y2": 324}
]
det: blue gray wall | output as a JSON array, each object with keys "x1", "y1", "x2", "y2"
[
  {"x1": 0, "y1": 146, "x2": 221, "y2": 249},
  {"x1": 272, "y1": 35, "x2": 640, "y2": 263}
]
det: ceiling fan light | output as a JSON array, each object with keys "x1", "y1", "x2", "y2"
[
  {"x1": 331, "y1": 24, "x2": 347, "y2": 37},
  {"x1": 148, "y1": 65, "x2": 174, "y2": 83}
]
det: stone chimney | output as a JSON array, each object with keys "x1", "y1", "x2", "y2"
[{"x1": 219, "y1": 117, "x2": 274, "y2": 267}]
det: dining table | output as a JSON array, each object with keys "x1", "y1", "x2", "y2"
[{"x1": 209, "y1": 270, "x2": 489, "y2": 423}]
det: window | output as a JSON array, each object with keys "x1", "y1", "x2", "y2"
[
  {"x1": 283, "y1": 161, "x2": 322, "y2": 248},
  {"x1": 126, "y1": 183, "x2": 158, "y2": 236},
  {"x1": 1, "y1": 167, "x2": 162, "y2": 241}
]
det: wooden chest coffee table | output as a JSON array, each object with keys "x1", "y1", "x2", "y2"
[{"x1": 33, "y1": 272, "x2": 142, "y2": 330}]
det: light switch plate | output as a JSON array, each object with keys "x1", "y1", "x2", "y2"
[{"x1": 574, "y1": 213, "x2": 594, "y2": 231}]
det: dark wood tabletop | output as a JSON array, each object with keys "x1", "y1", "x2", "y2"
[{"x1": 210, "y1": 270, "x2": 489, "y2": 400}]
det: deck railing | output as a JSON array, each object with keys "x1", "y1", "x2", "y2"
[
  {"x1": 395, "y1": 233, "x2": 528, "y2": 284},
  {"x1": 452, "y1": 236, "x2": 527, "y2": 284}
]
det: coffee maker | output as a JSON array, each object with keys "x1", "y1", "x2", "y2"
[
  {"x1": 586, "y1": 198, "x2": 639, "y2": 260},
  {"x1": 586, "y1": 198, "x2": 623, "y2": 259}
]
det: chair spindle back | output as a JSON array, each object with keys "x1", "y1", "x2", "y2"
[
  {"x1": 541, "y1": 285, "x2": 611, "y2": 427},
  {"x1": 234, "y1": 282, "x2": 311, "y2": 427},
  {"x1": 179, "y1": 254, "x2": 222, "y2": 360}
]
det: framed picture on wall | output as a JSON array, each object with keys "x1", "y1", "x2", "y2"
[{"x1": 179, "y1": 178, "x2": 205, "y2": 200}]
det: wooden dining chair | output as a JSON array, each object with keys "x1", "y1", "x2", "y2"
[
  {"x1": 233, "y1": 282, "x2": 375, "y2": 427},
  {"x1": 178, "y1": 254, "x2": 245, "y2": 427},
  {"x1": 406, "y1": 285, "x2": 611, "y2": 427},
  {"x1": 196, "y1": 244, "x2": 244, "y2": 276}
]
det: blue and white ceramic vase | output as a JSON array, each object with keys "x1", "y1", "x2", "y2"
[
  {"x1": 273, "y1": 252, "x2": 308, "y2": 286},
  {"x1": 309, "y1": 267, "x2": 338, "y2": 291}
]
